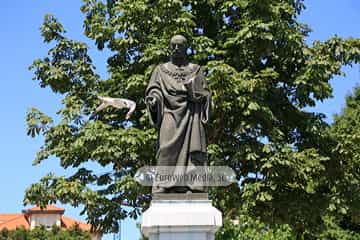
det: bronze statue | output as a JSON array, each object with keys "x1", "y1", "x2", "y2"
[{"x1": 145, "y1": 35, "x2": 211, "y2": 193}]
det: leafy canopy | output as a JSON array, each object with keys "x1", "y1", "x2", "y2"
[
  {"x1": 0, "y1": 226, "x2": 92, "y2": 240},
  {"x1": 25, "y1": 0, "x2": 360, "y2": 237}
]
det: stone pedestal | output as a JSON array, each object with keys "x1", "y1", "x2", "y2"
[{"x1": 141, "y1": 193, "x2": 222, "y2": 240}]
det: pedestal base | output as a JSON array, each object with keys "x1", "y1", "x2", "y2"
[{"x1": 141, "y1": 194, "x2": 222, "y2": 240}]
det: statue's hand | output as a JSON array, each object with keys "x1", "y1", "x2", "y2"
[{"x1": 146, "y1": 96, "x2": 157, "y2": 109}]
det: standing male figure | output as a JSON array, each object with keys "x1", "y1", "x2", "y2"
[{"x1": 145, "y1": 35, "x2": 211, "y2": 193}]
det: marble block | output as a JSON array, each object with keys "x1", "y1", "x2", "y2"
[{"x1": 141, "y1": 194, "x2": 222, "y2": 240}]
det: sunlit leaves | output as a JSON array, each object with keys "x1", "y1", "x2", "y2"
[
  {"x1": 26, "y1": 108, "x2": 53, "y2": 137},
  {"x1": 0, "y1": 226, "x2": 92, "y2": 240},
  {"x1": 41, "y1": 14, "x2": 66, "y2": 43}
]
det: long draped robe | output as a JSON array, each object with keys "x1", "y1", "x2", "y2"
[{"x1": 145, "y1": 62, "x2": 211, "y2": 191}]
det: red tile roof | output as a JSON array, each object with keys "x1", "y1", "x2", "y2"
[
  {"x1": 0, "y1": 205, "x2": 92, "y2": 232},
  {"x1": 61, "y1": 216, "x2": 92, "y2": 231},
  {"x1": 0, "y1": 214, "x2": 23, "y2": 223},
  {"x1": 0, "y1": 214, "x2": 29, "y2": 230},
  {"x1": 26, "y1": 205, "x2": 65, "y2": 213}
]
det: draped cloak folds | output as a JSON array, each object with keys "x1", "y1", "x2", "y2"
[{"x1": 145, "y1": 62, "x2": 211, "y2": 191}]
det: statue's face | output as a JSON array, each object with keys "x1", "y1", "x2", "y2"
[{"x1": 170, "y1": 35, "x2": 187, "y2": 58}]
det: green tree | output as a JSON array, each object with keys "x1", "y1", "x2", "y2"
[
  {"x1": 0, "y1": 226, "x2": 92, "y2": 240},
  {"x1": 324, "y1": 86, "x2": 360, "y2": 237},
  {"x1": 331, "y1": 86, "x2": 360, "y2": 217},
  {"x1": 25, "y1": 0, "x2": 360, "y2": 237}
]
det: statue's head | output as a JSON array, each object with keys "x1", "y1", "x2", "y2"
[{"x1": 170, "y1": 35, "x2": 188, "y2": 59}]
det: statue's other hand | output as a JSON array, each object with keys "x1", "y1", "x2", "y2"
[
  {"x1": 183, "y1": 75, "x2": 195, "y2": 100},
  {"x1": 183, "y1": 75, "x2": 195, "y2": 89}
]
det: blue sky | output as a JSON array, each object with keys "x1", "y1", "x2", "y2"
[{"x1": 0, "y1": 1, "x2": 359, "y2": 240}]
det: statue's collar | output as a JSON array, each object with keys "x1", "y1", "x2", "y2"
[
  {"x1": 160, "y1": 62, "x2": 199, "y2": 82},
  {"x1": 163, "y1": 62, "x2": 198, "y2": 73}
]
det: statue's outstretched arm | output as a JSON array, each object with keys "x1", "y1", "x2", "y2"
[{"x1": 95, "y1": 96, "x2": 136, "y2": 119}]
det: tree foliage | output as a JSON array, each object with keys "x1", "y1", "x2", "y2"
[
  {"x1": 25, "y1": 0, "x2": 360, "y2": 237},
  {"x1": 217, "y1": 215, "x2": 360, "y2": 240},
  {"x1": 326, "y1": 86, "x2": 360, "y2": 236},
  {"x1": 0, "y1": 226, "x2": 91, "y2": 240}
]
